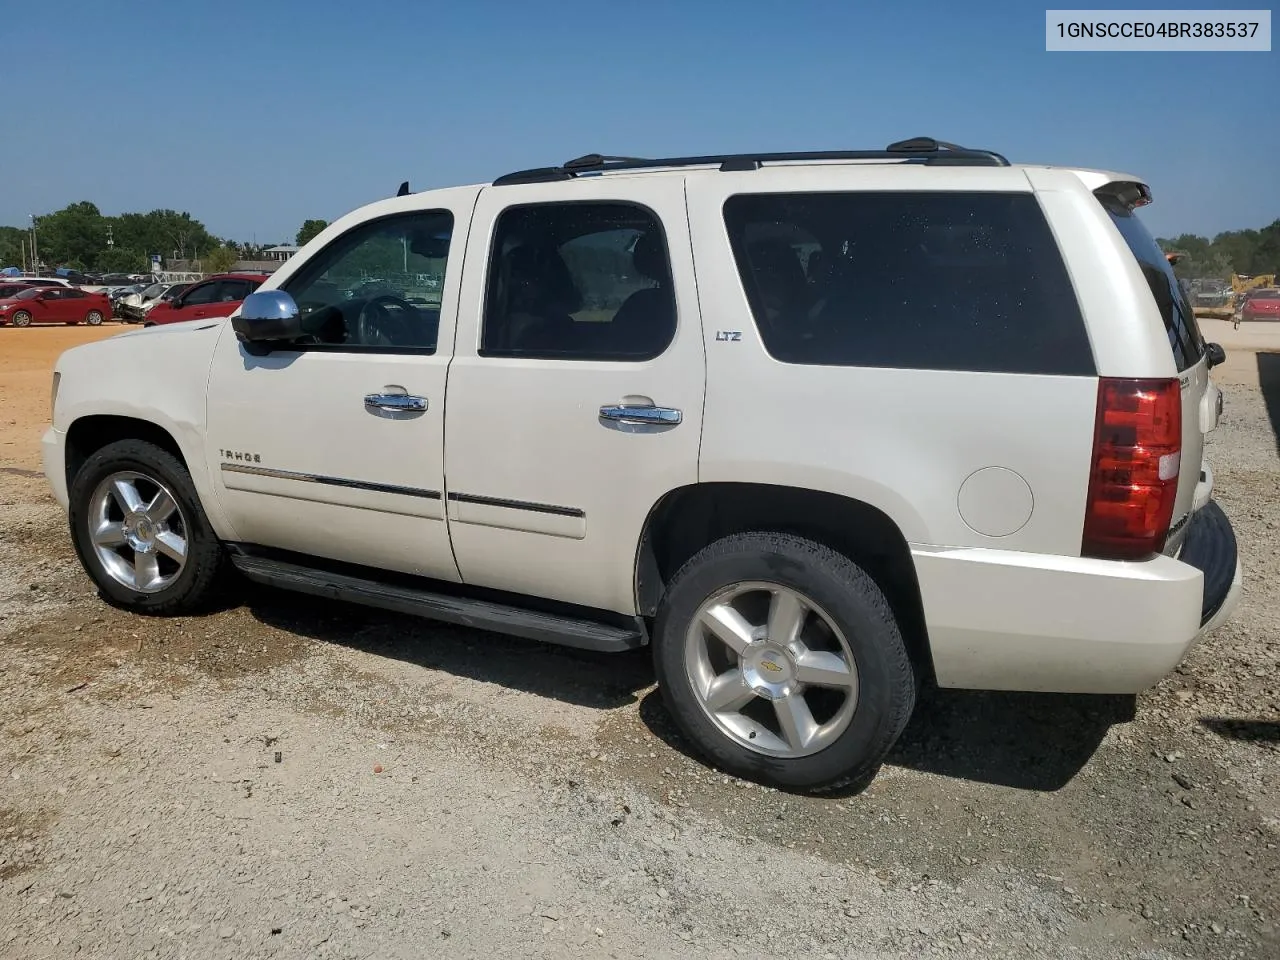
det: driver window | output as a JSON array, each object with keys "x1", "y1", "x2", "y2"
[
  {"x1": 281, "y1": 210, "x2": 453, "y2": 353},
  {"x1": 182, "y1": 281, "x2": 222, "y2": 306}
]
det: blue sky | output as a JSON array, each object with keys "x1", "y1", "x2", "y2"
[{"x1": 2, "y1": 0, "x2": 1275, "y2": 243}]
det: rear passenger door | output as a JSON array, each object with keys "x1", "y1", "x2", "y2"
[{"x1": 444, "y1": 178, "x2": 705, "y2": 615}]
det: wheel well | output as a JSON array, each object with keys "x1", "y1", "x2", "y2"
[
  {"x1": 65, "y1": 416, "x2": 186, "y2": 490},
  {"x1": 636, "y1": 483, "x2": 932, "y2": 679}
]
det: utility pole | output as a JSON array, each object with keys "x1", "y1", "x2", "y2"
[
  {"x1": 106, "y1": 225, "x2": 114, "y2": 249},
  {"x1": 29, "y1": 215, "x2": 39, "y2": 275},
  {"x1": 20, "y1": 239, "x2": 27, "y2": 273}
]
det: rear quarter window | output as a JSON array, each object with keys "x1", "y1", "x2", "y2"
[{"x1": 722, "y1": 191, "x2": 1095, "y2": 375}]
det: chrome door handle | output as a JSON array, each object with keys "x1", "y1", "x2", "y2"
[
  {"x1": 599, "y1": 403, "x2": 682, "y2": 426},
  {"x1": 365, "y1": 393, "x2": 428, "y2": 412}
]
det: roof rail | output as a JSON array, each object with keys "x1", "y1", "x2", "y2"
[{"x1": 492, "y1": 138, "x2": 1010, "y2": 185}]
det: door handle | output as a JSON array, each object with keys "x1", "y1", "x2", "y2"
[
  {"x1": 599, "y1": 403, "x2": 682, "y2": 426},
  {"x1": 365, "y1": 393, "x2": 428, "y2": 412}
]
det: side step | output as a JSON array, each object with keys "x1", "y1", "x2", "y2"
[{"x1": 229, "y1": 553, "x2": 646, "y2": 653}]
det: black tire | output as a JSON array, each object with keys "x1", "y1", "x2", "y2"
[
  {"x1": 653, "y1": 532, "x2": 916, "y2": 792},
  {"x1": 86, "y1": 310, "x2": 104, "y2": 326},
  {"x1": 68, "y1": 439, "x2": 228, "y2": 615},
  {"x1": 12, "y1": 310, "x2": 32, "y2": 327}
]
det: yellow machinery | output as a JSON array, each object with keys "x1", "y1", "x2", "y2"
[
  {"x1": 1192, "y1": 273, "x2": 1277, "y2": 319},
  {"x1": 1232, "y1": 273, "x2": 1277, "y2": 297}
]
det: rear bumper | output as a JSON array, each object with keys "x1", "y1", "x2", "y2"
[{"x1": 915, "y1": 501, "x2": 1241, "y2": 694}]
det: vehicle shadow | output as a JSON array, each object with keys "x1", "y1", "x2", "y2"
[
  {"x1": 241, "y1": 584, "x2": 653, "y2": 710},
  {"x1": 240, "y1": 587, "x2": 1132, "y2": 791},
  {"x1": 637, "y1": 683, "x2": 1135, "y2": 796},
  {"x1": 1257, "y1": 351, "x2": 1280, "y2": 453},
  {"x1": 1200, "y1": 717, "x2": 1280, "y2": 744}
]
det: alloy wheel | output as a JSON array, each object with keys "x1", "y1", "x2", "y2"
[
  {"x1": 86, "y1": 471, "x2": 189, "y2": 593},
  {"x1": 683, "y1": 581, "x2": 860, "y2": 758}
]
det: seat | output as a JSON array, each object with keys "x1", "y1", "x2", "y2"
[
  {"x1": 500, "y1": 244, "x2": 582, "y2": 354},
  {"x1": 609, "y1": 232, "x2": 676, "y2": 356}
]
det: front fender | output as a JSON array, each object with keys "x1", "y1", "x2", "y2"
[{"x1": 52, "y1": 320, "x2": 238, "y2": 539}]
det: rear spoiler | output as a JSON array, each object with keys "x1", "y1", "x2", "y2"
[{"x1": 1093, "y1": 180, "x2": 1153, "y2": 211}]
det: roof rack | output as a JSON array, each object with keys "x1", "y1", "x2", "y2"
[{"x1": 492, "y1": 138, "x2": 1010, "y2": 186}]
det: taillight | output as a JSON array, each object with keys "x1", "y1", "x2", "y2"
[{"x1": 1081, "y1": 377, "x2": 1182, "y2": 561}]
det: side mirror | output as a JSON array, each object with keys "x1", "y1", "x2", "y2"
[
  {"x1": 232, "y1": 290, "x2": 302, "y2": 347},
  {"x1": 1205, "y1": 342, "x2": 1226, "y2": 369}
]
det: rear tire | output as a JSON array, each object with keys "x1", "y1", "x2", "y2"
[
  {"x1": 653, "y1": 532, "x2": 916, "y2": 792},
  {"x1": 68, "y1": 439, "x2": 228, "y2": 615}
]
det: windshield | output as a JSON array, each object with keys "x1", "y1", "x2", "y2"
[{"x1": 14, "y1": 287, "x2": 41, "y2": 301}]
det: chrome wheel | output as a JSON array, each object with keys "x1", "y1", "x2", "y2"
[
  {"x1": 86, "y1": 310, "x2": 104, "y2": 325},
  {"x1": 12, "y1": 310, "x2": 31, "y2": 327},
  {"x1": 684, "y1": 581, "x2": 859, "y2": 758},
  {"x1": 87, "y1": 471, "x2": 188, "y2": 593}
]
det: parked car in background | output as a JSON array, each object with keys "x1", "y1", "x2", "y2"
[
  {"x1": 11, "y1": 276, "x2": 74, "y2": 288},
  {"x1": 0, "y1": 286, "x2": 110, "y2": 326},
  {"x1": 109, "y1": 284, "x2": 148, "y2": 316},
  {"x1": 144, "y1": 273, "x2": 268, "y2": 325},
  {"x1": 99, "y1": 273, "x2": 153, "y2": 286},
  {"x1": 118, "y1": 281, "x2": 191, "y2": 322},
  {"x1": 1236, "y1": 288, "x2": 1280, "y2": 326},
  {"x1": 0, "y1": 282, "x2": 34, "y2": 300}
]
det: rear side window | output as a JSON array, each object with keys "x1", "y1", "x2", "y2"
[
  {"x1": 219, "y1": 279, "x2": 254, "y2": 301},
  {"x1": 722, "y1": 192, "x2": 1094, "y2": 375},
  {"x1": 481, "y1": 202, "x2": 676, "y2": 361},
  {"x1": 1102, "y1": 203, "x2": 1204, "y2": 371}
]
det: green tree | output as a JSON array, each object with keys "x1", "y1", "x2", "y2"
[
  {"x1": 296, "y1": 219, "x2": 328, "y2": 246},
  {"x1": 1158, "y1": 219, "x2": 1280, "y2": 280},
  {"x1": 96, "y1": 248, "x2": 148, "y2": 274},
  {"x1": 201, "y1": 244, "x2": 240, "y2": 273},
  {"x1": 34, "y1": 201, "x2": 108, "y2": 270},
  {"x1": 110, "y1": 209, "x2": 219, "y2": 264},
  {"x1": 0, "y1": 225, "x2": 27, "y2": 268}
]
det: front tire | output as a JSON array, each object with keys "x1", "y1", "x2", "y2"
[
  {"x1": 86, "y1": 310, "x2": 104, "y2": 326},
  {"x1": 12, "y1": 310, "x2": 32, "y2": 327},
  {"x1": 653, "y1": 532, "x2": 915, "y2": 792},
  {"x1": 68, "y1": 440, "x2": 227, "y2": 614}
]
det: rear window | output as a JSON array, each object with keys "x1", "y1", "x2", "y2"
[
  {"x1": 722, "y1": 192, "x2": 1094, "y2": 375},
  {"x1": 1102, "y1": 202, "x2": 1204, "y2": 371}
]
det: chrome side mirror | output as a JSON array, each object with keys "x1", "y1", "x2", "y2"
[{"x1": 232, "y1": 290, "x2": 302, "y2": 345}]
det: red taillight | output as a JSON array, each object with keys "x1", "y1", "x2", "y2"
[{"x1": 1082, "y1": 377, "x2": 1182, "y2": 561}]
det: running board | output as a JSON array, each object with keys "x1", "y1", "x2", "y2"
[{"x1": 229, "y1": 553, "x2": 646, "y2": 653}]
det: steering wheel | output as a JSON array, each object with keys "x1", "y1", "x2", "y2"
[{"x1": 355, "y1": 295, "x2": 419, "y2": 347}]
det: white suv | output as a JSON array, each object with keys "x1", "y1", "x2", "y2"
[{"x1": 43, "y1": 138, "x2": 1242, "y2": 790}]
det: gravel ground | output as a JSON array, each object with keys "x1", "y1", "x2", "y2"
[{"x1": 1, "y1": 356, "x2": 1277, "y2": 959}]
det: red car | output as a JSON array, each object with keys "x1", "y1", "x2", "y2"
[
  {"x1": 0, "y1": 286, "x2": 111, "y2": 327},
  {"x1": 1239, "y1": 288, "x2": 1280, "y2": 323},
  {"x1": 145, "y1": 273, "x2": 269, "y2": 325}
]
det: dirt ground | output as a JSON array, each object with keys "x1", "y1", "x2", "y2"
[
  {"x1": 0, "y1": 324, "x2": 123, "y2": 472},
  {"x1": 1, "y1": 321, "x2": 1278, "y2": 960}
]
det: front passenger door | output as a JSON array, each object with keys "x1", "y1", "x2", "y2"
[
  {"x1": 204, "y1": 206, "x2": 463, "y2": 580},
  {"x1": 170, "y1": 279, "x2": 225, "y2": 322}
]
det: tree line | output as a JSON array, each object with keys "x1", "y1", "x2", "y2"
[
  {"x1": 1157, "y1": 219, "x2": 1279, "y2": 280},
  {"x1": 6, "y1": 198, "x2": 1276, "y2": 285},
  {"x1": 0, "y1": 202, "x2": 329, "y2": 275}
]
